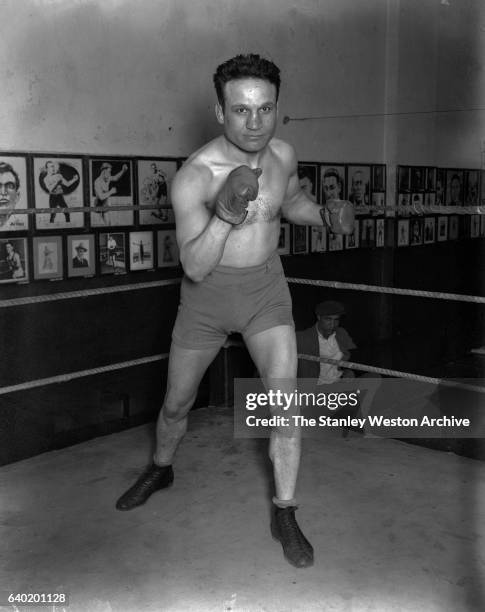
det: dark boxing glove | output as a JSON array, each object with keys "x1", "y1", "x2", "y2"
[
  {"x1": 215, "y1": 166, "x2": 262, "y2": 225},
  {"x1": 320, "y1": 199, "x2": 355, "y2": 235}
]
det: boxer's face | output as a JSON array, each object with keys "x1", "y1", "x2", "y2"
[
  {"x1": 0, "y1": 171, "x2": 19, "y2": 227},
  {"x1": 323, "y1": 176, "x2": 341, "y2": 202},
  {"x1": 216, "y1": 78, "x2": 278, "y2": 153}
]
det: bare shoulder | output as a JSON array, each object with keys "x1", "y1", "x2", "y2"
[{"x1": 268, "y1": 138, "x2": 298, "y2": 172}]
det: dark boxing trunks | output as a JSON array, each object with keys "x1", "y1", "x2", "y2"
[{"x1": 172, "y1": 252, "x2": 293, "y2": 350}]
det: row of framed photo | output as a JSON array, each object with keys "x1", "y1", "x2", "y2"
[
  {"x1": 0, "y1": 153, "x2": 181, "y2": 233},
  {"x1": 396, "y1": 165, "x2": 484, "y2": 212},
  {"x1": 278, "y1": 214, "x2": 485, "y2": 255},
  {"x1": 0, "y1": 230, "x2": 180, "y2": 285}
]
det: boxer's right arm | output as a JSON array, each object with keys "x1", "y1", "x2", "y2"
[{"x1": 171, "y1": 164, "x2": 232, "y2": 282}]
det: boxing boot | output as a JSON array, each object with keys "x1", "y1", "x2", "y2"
[
  {"x1": 116, "y1": 464, "x2": 174, "y2": 510},
  {"x1": 271, "y1": 505, "x2": 314, "y2": 568}
]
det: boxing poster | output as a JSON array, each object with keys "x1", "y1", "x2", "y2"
[
  {"x1": 0, "y1": 155, "x2": 29, "y2": 232},
  {"x1": 129, "y1": 231, "x2": 154, "y2": 271},
  {"x1": 33, "y1": 236, "x2": 63, "y2": 280},
  {"x1": 137, "y1": 159, "x2": 178, "y2": 225},
  {"x1": 397, "y1": 219, "x2": 409, "y2": 247},
  {"x1": 291, "y1": 225, "x2": 308, "y2": 255},
  {"x1": 33, "y1": 156, "x2": 84, "y2": 230},
  {"x1": 320, "y1": 165, "x2": 345, "y2": 207},
  {"x1": 277, "y1": 223, "x2": 290, "y2": 255},
  {"x1": 157, "y1": 230, "x2": 180, "y2": 268},
  {"x1": 297, "y1": 163, "x2": 319, "y2": 204},
  {"x1": 347, "y1": 165, "x2": 370, "y2": 215},
  {"x1": 345, "y1": 220, "x2": 360, "y2": 250},
  {"x1": 310, "y1": 226, "x2": 327, "y2": 253},
  {"x1": 99, "y1": 232, "x2": 126, "y2": 275},
  {"x1": 90, "y1": 159, "x2": 133, "y2": 227}
]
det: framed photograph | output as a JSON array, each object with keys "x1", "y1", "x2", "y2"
[
  {"x1": 33, "y1": 236, "x2": 63, "y2": 280},
  {"x1": 99, "y1": 232, "x2": 126, "y2": 275},
  {"x1": 470, "y1": 215, "x2": 480, "y2": 238},
  {"x1": 449, "y1": 216, "x2": 459, "y2": 240},
  {"x1": 33, "y1": 156, "x2": 84, "y2": 230},
  {"x1": 298, "y1": 163, "x2": 319, "y2": 203},
  {"x1": 345, "y1": 220, "x2": 360, "y2": 249},
  {"x1": 67, "y1": 234, "x2": 95, "y2": 277},
  {"x1": 410, "y1": 219, "x2": 423, "y2": 245},
  {"x1": 375, "y1": 218, "x2": 385, "y2": 247},
  {"x1": 310, "y1": 226, "x2": 327, "y2": 253},
  {"x1": 129, "y1": 231, "x2": 154, "y2": 271},
  {"x1": 0, "y1": 154, "x2": 29, "y2": 232},
  {"x1": 426, "y1": 167, "x2": 436, "y2": 192},
  {"x1": 90, "y1": 159, "x2": 133, "y2": 227},
  {"x1": 411, "y1": 167, "x2": 425, "y2": 192},
  {"x1": 397, "y1": 193, "x2": 411, "y2": 217},
  {"x1": 423, "y1": 217, "x2": 435, "y2": 244},
  {"x1": 0, "y1": 237, "x2": 28, "y2": 283},
  {"x1": 372, "y1": 164, "x2": 386, "y2": 192},
  {"x1": 446, "y1": 170, "x2": 464, "y2": 207},
  {"x1": 397, "y1": 219, "x2": 409, "y2": 247},
  {"x1": 292, "y1": 225, "x2": 308, "y2": 255},
  {"x1": 425, "y1": 192, "x2": 436, "y2": 208},
  {"x1": 360, "y1": 218, "x2": 375, "y2": 248},
  {"x1": 397, "y1": 166, "x2": 411, "y2": 193},
  {"x1": 157, "y1": 229, "x2": 180, "y2": 267},
  {"x1": 277, "y1": 223, "x2": 290, "y2": 255},
  {"x1": 138, "y1": 159, "x2": 178, "y2": 225},
  {"x1": 436, "y1": 168, "x2": 446, "y2": 206},
  {"x1": 347, "y1": 165, "x2": 370, "y2": 214},
  {"x1": 464, "y1": 170, "x2": 479, "y2": 207},
  {"x1": 371, "y1": 192, "x2": 385, "y2": 216},
  {"x1": 411, "y1": 193, "x2": 424, "y2": 215},
  {"x1": 328, "y1": 232, "x2": 343, "y2": 251},
  {"x1": 480, "y1": 214, "x2": 485, "y2": 237},
  {"x1": 437, "y1": 216, "x2": 448, "y2": 242},
  {"x1": 480, "y1": 170, "x2": 485, "y2": 207},
  {"x1": 320, "y1": 165, "x2": 345, "y2": 206}
]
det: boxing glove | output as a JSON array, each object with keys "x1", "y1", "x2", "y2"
[
  {"x1": 215, "y1": 166, "x2": 262, "y2": 225},
  {"x1": 320, "y1": 199, "x2": 354, "y2": 235}
]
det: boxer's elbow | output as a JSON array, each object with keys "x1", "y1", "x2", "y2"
[{"x1": 181, "y1": 255, "x2": 207, "y2": 283}]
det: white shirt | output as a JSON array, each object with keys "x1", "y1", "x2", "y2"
[{"x1": 317, "y1": 327, "x2": 343, "y2": 385}]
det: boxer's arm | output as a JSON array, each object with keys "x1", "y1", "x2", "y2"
[{"x1": 171, "y1": 164, "x2": 232, "y2": 282}]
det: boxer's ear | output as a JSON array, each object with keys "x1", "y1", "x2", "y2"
[{"x1": 215, "y1": 103, "x2": 224, "y2": 125}]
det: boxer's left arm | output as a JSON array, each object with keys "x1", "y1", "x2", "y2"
[{"x1": 281, "y1": 147, "x2": 354, "y2": 235}]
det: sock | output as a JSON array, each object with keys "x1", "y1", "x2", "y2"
[{"x1": 273, "y1": 496, "x2": 297, "y2": 509}]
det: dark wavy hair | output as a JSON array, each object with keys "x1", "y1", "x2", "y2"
[
  {"x1": 213, "y1": 54, "x2": 281, "y2": 109},
  {"x1": 0, "y1": 161, "x2": 20, "y2": 191}
]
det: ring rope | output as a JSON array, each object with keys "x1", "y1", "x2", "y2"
[
  {"x1": 287, "y1": 277, "x2": 485, "y2": 304},
  {"x1": 298, "y1": 353, "x2": 485, "y2": 394},
  {"x1": 0, "y1": 278, "x2": 181, "y2": 309},
  {"x1": 12, "y1": 204, "x2": 485, "y2": 215},
  {"x1": 0, "y1": 354, "x2": 169, "y2": 396}
]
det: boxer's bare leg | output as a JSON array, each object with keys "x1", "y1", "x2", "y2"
[
  {"x1": 244, "y1": 325, "x2": 313, "y2": 568},
  {"x1": 116, "y1": 341, "x2": 223, "y2": 510},
  {"x1": 154, "y1": 342, "x2": 223, "y2": 465}
]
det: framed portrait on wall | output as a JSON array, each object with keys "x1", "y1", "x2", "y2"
[
  {"x1": 129, "y1": 231, "x2": 154, "y2": 271},
  {"x1": 410, "y1": 219, "x2": 423, "y2": 245},
  {"x1": 360, "y1": 218, "x2": 375, "y2": 248},
  {"x1": 411, "y1": 166, "x2": 425, "y2": 192},
  {"x1": 320, "y1": 165, "x2": 345, "y2": 206},
  {"x1": 292, "y1": 225, "x2": 308, "y2": 255},
  {"x1": 0, "y1": 154, "x2": 29, "y2": 232},
  {"x1": 480, "y1": 213, "x2": 485, "y2": 237},
  {"x1": 138, "y1": 159, "x2": 178, "y2": 225},
  {"x1": 347, "y1": 165, "x2": 370, "y2": 214},
  {"x1": 99, "y1": 232, "x2": 126, "y2": 275},
  {"x1": 33, "y1": 236, "x2": 63, "y2": 280},
  {"x1": 0, "y1": 237, "x2": 28, "y2": 283},
  {"x1": 480, "y1": 170, "x2": 485, "y2": 207},
  {"x1": 397, "y1": 165, "x2": 411, "y2": 193},
  {"x1": 425, "y1": 167, "x2": 436, "y2": 192},
  {"x1": 328, "y1": 232, "x2": 343, "y2": 251},
  {"x1": 423, "y1": 218, "x2": 435, "y2": 244},
  {"x1": 437, "y1": 216, "x2": 448, "y2": 242},
  {"x1": 345, "y1": 220, "x2": 360, "y2": 249},
  {"x1": 448, "y1": 215, "x2": 459, "y2": 240},
  {"x1": 310, "y1": 226, "x2": 327, "y2": 253},
  {"x1": 67, "y1": 234, "x2": 95, "y2": 277},
  {"x1": 397, "y1": 193, "x2": 411, "y2": 217},
  {"x1": 277, "y1": 223, "x2": 290, "y2": 255},
  {"x1": 464, "y1": 170, "x2": 479, "y2": 207},
  {"x1": 371, "y1": 192, "x2": 385, "y2": 216},
  {"x1": 445, "y1": 169, "x2": 464, "y2": 207},
  {"x1": 436, "y1": 168, "x2": 446, "y2": 206},
  {"x1": 157, "y1": 229, "x2": 180, "y2": 267},
  {"x1": 298, "y1": 163, "x2": 319, "y2": 203},
  {"x1": 411, "y1": 193, "x2": 424, "y2": 215},
  {"x1": 90, "y1": 159, "x2": 133, "y2": 227},
  {"x1": 425, "y1": 192, "x2": 436, "y2": 208},
  {"x1": 33, "y1": 156, "x2": 84, "y2": 230},
  {"x1": 375, "y1": 218, "x2": 385, "y2": 247},
  {"x1": 397, "y1": 219, "x2": 409, "y2": 247},
  {"x1": 470, "y1": 215, "x2": 480, "y2": 238},
  {"x1": 372, "y1": 164, "x2": 386, "y2": 192}
]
